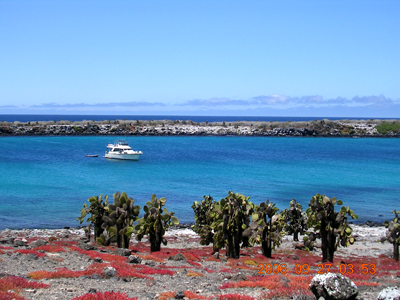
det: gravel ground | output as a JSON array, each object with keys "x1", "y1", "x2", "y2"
[{"x1": 0, "y1": 225, "x2": 398, "y2": 300}]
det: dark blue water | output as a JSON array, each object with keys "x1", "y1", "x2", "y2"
[
  {"x1": 1, "y1": 114, "x2": 394, "y2": 123},
  {"x1": 0, "y1": 136, "x2": 399, "y2": 229}
]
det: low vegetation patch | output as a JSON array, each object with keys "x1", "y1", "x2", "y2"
[
  {"x1": 0, "y1": 276, "x2": 49, "y2": 300},
  {"x1": 376, "y1": 121, "x2": 400, "y2": 134},
  {"x1": 71, "y1": 291, "x2": 138, "y2": 300}
]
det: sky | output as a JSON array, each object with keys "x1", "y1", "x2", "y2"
[{"x1": 0, "y1": 0, "x2": 399, "y2": 118}]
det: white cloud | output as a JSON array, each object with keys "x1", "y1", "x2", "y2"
[
  {"x1": 252, "y1": 94, "x2": 289, "y2": 105},
  {"x1": 31, "y1": 101, "x2": 166, "y2": 108},
  {"x1": 352, "y1": 95, "x2": 393, "y2": 105},
  {"x1": 2, "y1": 94, "x2": 399, "y2": 118},
  {"x1": 179, "y1": 97, "x2": 251, "y2": 106}
]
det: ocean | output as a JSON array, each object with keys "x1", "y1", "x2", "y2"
[{"x1": 0, "y1": 134, "x2": 399, "y2": 230}]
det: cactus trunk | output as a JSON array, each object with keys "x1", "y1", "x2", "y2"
[
  {"x1": 321, "y1": 219, "x2": 328, "y2": 261},
  {"x1": 225, "y1": 229, "x2": 240, "y2": 259},
  {"x1": 394, "y1": 242, "x2": 399, "y2": 261},
  {"x1": 212, "y1": 243, "x2": 219, "y2": 254},
  {"x1": 233, "y1": 229, "x2": 240, "y2": 259},
  {"x1": 226, "y1": 236, "x2": 233, "y2": 258},
  {"x1": 320, "y1": 220, "x2": 335, "y2": 262},
  {"x1": 293, "y1": 230, "x2": 299, "y2": 241},
  {"x1": 261, "y1": 221, "x2": 272, "y2": 258},
  {"x1": 226, "y1": 221, "x2": 241, "y2": 258},
  {"x1": 94, "y1": 216, "x2": 103, "y2": 238},
  {"x1": 226, "y1": 233, "x2": 234, "y2": 258},
  {"x1": 123, "y1": 234, "x2": 129, "y2": 249},
  {"x1": 116, "y1": 223, "x2": 122, "y2": 248},
  {"x1": 149, "y1": 232, "x2": 161, "y2": 252},
  {"x1": 262, "y1": 240, "x2": 272, "y2": 258},
  {"x1": 86, "y1": 224, "x2": 91, "y2": 241},
  {"x1": 326, "y1": 233, "x2": 335, "y2": 262}
]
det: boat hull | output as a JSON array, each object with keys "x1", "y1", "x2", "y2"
[{"x1": 104, "y1": 153, "x2": 141, "y2": 161}]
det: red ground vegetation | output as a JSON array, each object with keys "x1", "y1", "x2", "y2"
[
  {"x1": 220, "y1": 274, "x2": 313, "y2": 298},
  {"x1": 28, "y1": 268, "x2": 101, "y2": 280},
  {"x1": 0, "y1": 245, "x2": 14, "y2": 250},
  {"x1": 185, "y1": 270, "x2": 205, "y2": 277},
  {"x1": 14, "y1": 249, "x2": 47, "y2": 257},
  {"x1": 9, "y1": 233, "x2": 398, "y2": 299},
  {"x1": 157, "y1": 291, "x2": 175, "y2": 300},
  {"x1": 32, "y1": 244, "x2": 66, "y2": 252},
  {"x1": 71, "y1": 291, "x2": 138, "y2": 300},
  {"x1": 183, "y1": 290, "x2": 210, "y2": 299},
  {"x1": 0, "y1": 292, "x2": 26, "y2": 300},
  {"x1": 51, "y1": 239, "x2": 79, "y2": 247},
  {"x1": 0, "y1": 276, "x2": 50, "y2": 292},
  {"x1": 217, "y1": 294, "x2": 256, "y2": 300},
  {"x1": 0, "y1": 276, "x2": 50, "y2": 300},
  {"x1": 66, "y1": 245, "x2": 127, "y2": 263}
]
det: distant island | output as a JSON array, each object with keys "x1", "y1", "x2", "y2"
[{"x1": 1, "y1": 118, "x2": 400, "y2": 137}]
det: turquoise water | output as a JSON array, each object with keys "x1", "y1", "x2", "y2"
[{"x1": 0, "y1": 136, "x2": 399, "y2": 229}]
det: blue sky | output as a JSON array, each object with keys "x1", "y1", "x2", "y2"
[{"x1": 0, "y1": 0, "x2": 399, "y2": 117}]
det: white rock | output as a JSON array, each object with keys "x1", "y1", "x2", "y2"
[{"x1": 378, "y1": 286, "x2": 400, "y2": 300}]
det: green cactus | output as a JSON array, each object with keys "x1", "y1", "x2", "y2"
[
  {"x1": 135, "y1": 194, "x2": 179, "y2": 252},
  {"x1": 97, "y1": 230, "x2": 114, "y2": 246},
  {"x1": 211, "y1": 192, "x2": 255, "y2": 259},
  {"x1": 191, "y1": 195, "x2": 219, "y2": 253},
  {"x1": 305, "y1": 194, "x2": 358, "y2": 262},
  {"x1": 77, "y1": 194, "x2": 109, "y2": 241},
  {"x1": 245, "y1": 200, "x2": 285, "y2": 258},
  {"x1": 383, "y1": 210, "x2": 400, "y2": 261},
  {"x1": 100, "y1": 191, "x2": 141, "y2": 249},
  {"x1": 281, "y1": 199, "x2": 307, "y2": 241}
]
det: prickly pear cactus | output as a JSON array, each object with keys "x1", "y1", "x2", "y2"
[
  {"x1": 77, "y1": 194, "x2": 109, "y2": 241},
  {"x1": 383, "y1": 210, "x2": 400, "y2": 261},
  {"x1": 211, "y1": 191, "x2": 254, "y2": 259},
  {"x1": 281, "y1": 199, "x2": 307, "y2": 241},
  {"x1": 305, "y1": 194, "x2": 358, "y2": 262},
  {"x1": 191, "y1": 195, "x2": 218, "y2": 252},
  {"x1": 101, "y1": 191, "x2": 141, "y2": 249},
  {"x1": 245, "y1": 199, "x2": 285, "y2": 258},
  {"x1": 135, "y1": 194, "x2": 179, "y2": 252}
]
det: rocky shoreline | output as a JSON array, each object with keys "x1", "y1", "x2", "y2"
[
  {"x1": 1, "y1": 118, "x2": 400, "y2": 137},
  {"x1": 0, "y1": 225, "x2": 399, "y2": 300}
]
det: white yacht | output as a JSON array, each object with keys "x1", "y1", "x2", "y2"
[{"x1": 105, "y1": 140, "x2": 142, "y2": 161}]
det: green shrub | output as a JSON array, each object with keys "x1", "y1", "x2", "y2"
[
  {"x1": 376, "y1": 122, "x2": 400, "y2": 134},
  {"x1": 73, "y1": 126, "x2": 83, "y2": 132}
]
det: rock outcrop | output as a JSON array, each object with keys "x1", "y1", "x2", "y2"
[
  {"x1": 309, "y1": 273, "x2": 358, "y2": 300},
  {"x1": 378, "y1": 287, "x2": 400, "y2": 300},
  {"x1": 0, "y1": 119, "x2": 397, "y2": 137}
]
